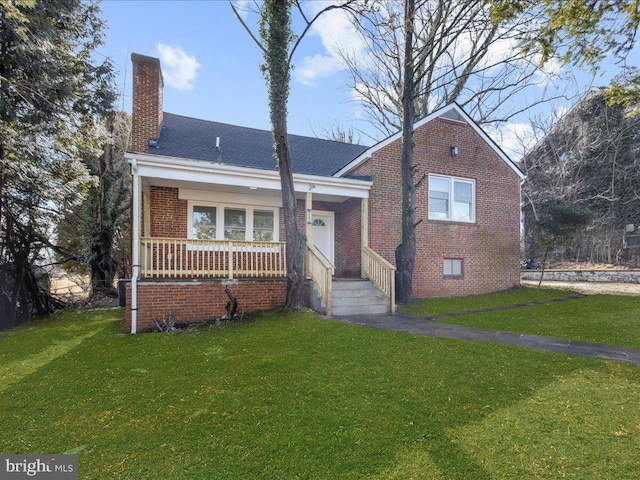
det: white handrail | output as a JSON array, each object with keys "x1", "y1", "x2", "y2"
[
  {"x1": 362, "y1": 246, "x2": 396, "y2": 314},
  {"x1": 307, "y1": 245, "x2": 333, "y2": 317}
]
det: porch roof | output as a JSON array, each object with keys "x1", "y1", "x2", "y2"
[
  {"x1": 148, "y1": 113, "x2": 370, "y2": 177},
  {"x1": 127, "y1": 152, "x2": 372, "y2": 202}
]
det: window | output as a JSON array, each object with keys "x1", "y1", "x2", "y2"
[
  {"x1": 253, "y1": 210, "x2": 274, "y2": 241},
  {"x1": 188, "y1": 202, "x2": 278, "y2": 242},
  {"x1": 224, "y1": 208, "x2": 246, "y2": 240},
  {"x1": 444, "y1": 259, "x2": 463, "y2": 276},
  {"x1": 428, "y1": 175, "x2": 475, "y2": 222},
  {"x1": 192, "y1": 206, "x2": 217, "y2": 239}
]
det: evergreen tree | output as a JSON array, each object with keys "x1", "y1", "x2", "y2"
[{"x1": 0, "y1": 0, "x2": 115, "y2": 327}]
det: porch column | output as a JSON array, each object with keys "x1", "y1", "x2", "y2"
[
  {"x1": 361, "y1": 197, "x2": 369, "y2": 248},
  {"x1": 305, "y1": 190, "x2": 313, "y2": 247},
  {"x1": 361, "y1": 197, "x2": 368, "y2": 278},
  {"x1": 130, "y1": 160, "x2": 142, "y2": 334}
]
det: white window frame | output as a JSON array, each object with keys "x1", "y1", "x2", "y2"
[
  {"x1": 428, "y1": 174, "x2": 476, "y2": 223},
  {"x1": 187, "y1": 200, "x2": 279, "y2": 243}
]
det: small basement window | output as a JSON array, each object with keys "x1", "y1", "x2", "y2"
[{"x1": 443, "y1": 258, "x2": 463, "y2": 277}]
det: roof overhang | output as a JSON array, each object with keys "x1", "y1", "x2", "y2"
[{"x1": 126, "y1": 152, "x2": 372, "y2": 202}]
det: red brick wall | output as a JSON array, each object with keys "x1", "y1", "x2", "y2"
[
  {"x1": 360, "y1": 116, "x2": 522, "y2": 298},
  {"x1": 131, "y1": 54, "x2": 163, "y2": 154},
  {"x1": 125, "y1": 280, "x2": 288, "y2": 333},
  {"x1": 335, "y1": 198, "x2": 361, "y2": 277},
  {"x1": 150, "y1": 186, "x2": 187, "y2": 237},
  {"x1": 294, "y1": 198, "x2": 362, "y2": 277}
]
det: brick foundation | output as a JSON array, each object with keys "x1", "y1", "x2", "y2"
[{"x1": 125, "y1": 279, "x2": 290, "y2": 333}]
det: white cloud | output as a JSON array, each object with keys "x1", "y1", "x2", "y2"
[
  {"x1": 231, "y1": 0, "x2": 253, "y2": 20},
  {"x1": 293, "y1": 6, "x2": 366, "y2": 87},
  {"x1": 156, "y1": 43, "x2": 202, "y2": 90},
  {"x1": 488, "y1": 122, "x2": 535, "y2": 160},
  {"x1": 532, "y1": 56, "x2": 564, "y2": 87},
  {"x1": 295, "y1": 54, "x2": 343, "y2": 87}
]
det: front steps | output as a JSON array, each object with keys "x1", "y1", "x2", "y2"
[{"x1": 310, "y1": 278, "x2": 391, "y2": 316}]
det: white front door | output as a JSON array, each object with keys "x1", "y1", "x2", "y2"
[{"x1": 311, "y1": 211, "x2": 335, "y2": 267}]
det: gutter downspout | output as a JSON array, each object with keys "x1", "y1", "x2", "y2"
[{"x1": 131, "y1": 158, "x2": 140, "y2": 334}]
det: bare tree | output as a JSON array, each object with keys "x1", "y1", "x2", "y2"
[
  {"x1": 341, "y1": 1, "x2": 562, "y2": 137},
  {"x1": 232, "y1": 0, "x2": 358, "y2": 309},
  {"x1": 339, "y1": 0, "x2": 575, "y2": 301},
  {"x1": 395, "y1": 0, "x2": 419, "y2": 304},
  {"x1": 522, "y1": 89, "x2": 640, "y2": 265}
]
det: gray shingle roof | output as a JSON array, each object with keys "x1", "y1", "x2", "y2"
[{"x1": 149, "y1": 112, "x2": 370, "y2": 177}]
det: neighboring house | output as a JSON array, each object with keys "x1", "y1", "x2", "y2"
[{"x1": 125, "y1": 53, "x2": 524, "y2": 333}]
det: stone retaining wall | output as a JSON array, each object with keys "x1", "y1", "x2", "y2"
[{"x1": 521, "y1": 270, "x2": 640, "y2": 284}]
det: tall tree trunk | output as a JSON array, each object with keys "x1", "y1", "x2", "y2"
[
  {"x1": 395, "y1": 0, "x2": 417, "y2": 305},
  {"x1": 264, "y1": 0, "x2": 306, "y2": 309},
  {"x1": 89, "y1": 231, "x2": 118, "y2": 296}
]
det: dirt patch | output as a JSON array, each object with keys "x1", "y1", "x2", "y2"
[{"x1": 522, "y1": 280, "x2": 640, "y2": 296}]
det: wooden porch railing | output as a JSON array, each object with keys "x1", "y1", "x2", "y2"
[
  {"x1": 307, "y1": 245, "x2": 334, "y2": 317},
  {"x1": 362, "y1": 245, "x2": 396, "y2": 314},
  {"x1": 140, "y1": 237, "x2": 286, "y2": 279}
]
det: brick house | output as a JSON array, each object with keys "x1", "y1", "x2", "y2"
[{"x1": 125, "y1": 53, "x2": 524, "y2": 333}]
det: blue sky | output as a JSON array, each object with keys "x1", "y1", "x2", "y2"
[
  {"x1": 97, "y1": 1, "x2": 639, "y2": 156},
  {"x1": 99, "y1": 1, "x2": 365, "y2": 142}
]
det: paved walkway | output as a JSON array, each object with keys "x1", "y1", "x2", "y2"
[{"x1": 334, "y1": 310, "x2": 640, "y2": 365}]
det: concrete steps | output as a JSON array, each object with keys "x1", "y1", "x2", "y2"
[{"x1": 310, "y1": 278, "x2": 391, "y2": 316}]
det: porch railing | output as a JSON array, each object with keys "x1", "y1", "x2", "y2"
[
  {"x1": 140, "y1": 237, "x2": 286, "y2": 279},
  {"x1": 362, "y1": 245, "x2": 396, "y2": 314},
  {"x1": 307, "y1": 245, "x2": 333, "y2": 317}
]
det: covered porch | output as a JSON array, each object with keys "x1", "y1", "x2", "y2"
[{"x1": 127, "y1": 153, "x2": 394, "y2": 331}]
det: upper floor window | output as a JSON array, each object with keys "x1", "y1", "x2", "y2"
[
  {"x1": 188, "y1": 202, "x2": 278, "y2": 242},
  {"x1": 428, "y1": 174, "x2": 475, "y2": 223}
]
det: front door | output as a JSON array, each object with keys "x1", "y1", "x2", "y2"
[{"x1": 311, "y1": 211, "x2": 335, "y2": 268}]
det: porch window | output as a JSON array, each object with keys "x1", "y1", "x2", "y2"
[
  {"x1": 428, "y1": 174, "x2": 475, "y2": 222},
  {"x1": 224, "y1": 208, "x2": 246, "y2": 240},
  {"x1": 253, "y1": 210, "x2": 274, "y2": 241},
  {"x1": 188, "y1": 202, "x2": 278, "y2": 242},
  {"x1": 193, "y1": 206, "x2": 217, "y2": 239}
]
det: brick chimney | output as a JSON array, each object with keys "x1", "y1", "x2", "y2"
[{"x1": 131, "y1": 53, "x2": 164, "y2": 153}]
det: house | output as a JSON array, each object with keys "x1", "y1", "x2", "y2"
[{"x1": 125, "y1": 53, "x2": 524, "y2": 333}]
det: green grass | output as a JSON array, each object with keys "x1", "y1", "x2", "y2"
[
  {"x1": 403, "y1": 287, "x2": 640, "y2": 349},
  {"x1": 402, "y1": 286, "x2": 580, "y2": 316},
  {"x1": 1, "y1": 302, "x2": 639, "y2": 479}
]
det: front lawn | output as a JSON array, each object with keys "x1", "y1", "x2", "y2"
[
  {"x1": 404, "y1": 287, "x2": 640, "y2": 349},
  {"x1": 1, "y1": 303, "x2": 639, "y2": 479}
]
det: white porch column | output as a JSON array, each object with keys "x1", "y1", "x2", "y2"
[
  {"x1": 361, "y1": 197, "x2": 369, "y2": 248},
  {"x1": 305, "y1": 190, "x2": 313, "y2": 247},
  {"x1": 130, "y1": 160, "x2": 141, "y2": 334},
  {"x1": 361, "y1": 197, "x2": 369, "y2": 279}
]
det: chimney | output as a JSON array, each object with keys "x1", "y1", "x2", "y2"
[{"x1": 131, "y1": 53, "x2": 164, "y2": 153}]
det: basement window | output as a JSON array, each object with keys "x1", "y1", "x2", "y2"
[{"x1": 443, "y1": 258, "x2": 463, "y2": 277}]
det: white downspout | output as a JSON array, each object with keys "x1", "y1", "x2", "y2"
[{"x1": 131, "y1": 159, "x2": 140, "y2": 334}]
